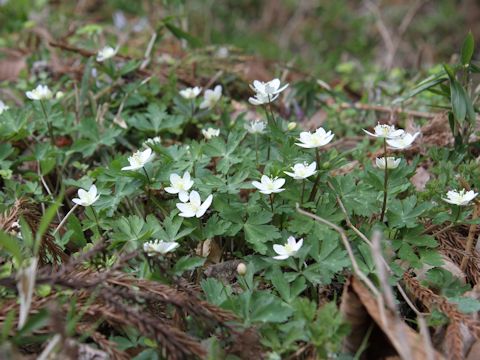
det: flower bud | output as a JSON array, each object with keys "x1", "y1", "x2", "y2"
[
  {"x1": 236, "y1": 262, "x2": 247, "y2": 276},
  {"x1": 287, "y1": 122, "x2": 297, "y2": 131}
]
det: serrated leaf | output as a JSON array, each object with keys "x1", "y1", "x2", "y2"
[
  {"x1": 204, "y1": 215, "x2": 232, "y2": 238},
  {"x1": 243, "y1": 213, "x2": 281, "y2": 254},
  {"x1": 448, "y1": 296, "x2": 480, "y2": 313},
  {"x1": 201, "y1": 278, "x2": 231, "y2": 306},
  {"x1": 173, "y1": 256, "x2": 205, "y2": 275},
  {"x1": 387, "y1": 196, "x2": 432, "y2": 229},
  {"x1": 250, "y1": 292, "x2": 293, "y2": 323}
]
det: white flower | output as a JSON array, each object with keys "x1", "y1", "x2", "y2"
[
  {"x1": 363, "y1": 123, "x2": 405, "y2": 139},
  {"x1": 386, "y1": 132, "x2": 420, "y2": 150},
  {"x1": 25, "y1": 85, "x2": 53, "y2": 101},
  {"x1": 216, "y1": 47, "x2": 229, "y2": 58},
  {"x1": 0, "y1": 100, "x2": 9, "y2": 114},
  {"x1": 179, "y1": 87, "x2": 202, "y2": 100},
  {"x1": 248, "y1": 78, "x2": 288, "y2": 106},
  {"x1": 72, "y1": 185, "x2": 100, "y2": 207},
  {"x1": 176, "y1": 191, "x2": 213, "y2": 218},
  {"x1": 121, "y1": 148, "x2": 154, "y2": 171},
  {"x1": 144, "y1": 136, "x2": 161, "y2": 148},
  {"x1": 296, "y1": 127, "x2": 334, "y2": 148},
  {"x1": 273, "y1": 236, "x2": 303, "y2": 260},
  {"x1": 249, "y1": 92, "x2": 275, "y2": 106},
  {"x1": 375, "y1": 157, "x2": 401, "y2": 170},
  {"x1": 165, "y1": 172, "x2": 194, "y2": 202},
  {"x1": 252, "y1": 175, "x2": 285, "y2": 195},
  {"x1": 96, "y1": 46, "x2": 117, "y2": 62},
  {"x1": 200, "y1": 85, "x2": 222, "y2": 109},
  {"x1": 442, "y1": 189, "x2": 478, "y2": 206},
  {"x1": 245, "y1": 120, "x2": 267, "y2": 134},
  {"x1": 55, "y1": 91, "x2": 64, "y2": 100},
  {"x1": 284, "y1": 162, "x2": 317, "y2": 180},
  {"x1": 250, "y1": 78, "x2": 288, "y2": 97},
  {"x1": 202, "y1": 127, "x2": 220, "y2": 139},
  {"x1": 143, "y1": 239, "x2": 179, "y2": 256}
]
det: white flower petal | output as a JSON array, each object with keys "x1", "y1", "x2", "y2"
[
  {"x1": 189, "y1": 191, "x2": 201, "y2": 207},
  {"x1": 273, "y1": 254, "x2": 290, "y2": 260},
  {"x1": 165, "y1": 186, "x2": 179, "y2": 194},
  {"x1": 178, "y1": 191, "x2": 189, "y2": 202}
]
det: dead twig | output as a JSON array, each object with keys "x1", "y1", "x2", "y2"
[
  {"x1": 339, "y1": 101, "x2": 437, "y2": 119},
  {"x1": 295, "y1": 204, "x2": 390, "y2": 329}
]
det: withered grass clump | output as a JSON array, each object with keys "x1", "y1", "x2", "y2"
[
  {"x1": 0, "y1": 198, "x2": 67, "y2": 265},
  {"x1": 403, "y1": 272, "x2": 480, "y2": 360},
  {"x1": 0, "y1": 243, "x2": 252, "y2": 360}
]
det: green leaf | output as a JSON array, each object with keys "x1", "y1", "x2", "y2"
[
  {"x1": 418, "y1": 249, "x2": 443, "y2": 266},
  {"x1": 164, "y1": 22, "x2": 202, "y2": 48},
  {"x1": 461, "y1": 32, "x2": 475, "y2": 65},
  {"x1": 270, "y1": 268, "x2": 291, "y2": 303},
  {"x1": 173, "y1": 256, "x2": 206, "y2": 276},
  {"x1": 0, "y1": 309, "x2": 16, "y2": 342},
  {"x1": 204, "y1": 215, "x2": 232, "y2": 239},
  {"x1": 132, "y1": 349, "x2": 159, "y2": 360},
  {"x1": 250, "y1": 292, "x2": 293, "y2": 323},
  {"x1": 443, "y1": 64, "x2": 455, "y2": 80},
  {"x1": 304, "y1": 237, "x2": 349, "y2": 285},
  {"x1": 393, "y1": 73, "x2": 448, "y2": 104},
  {"x1": 16, "y1": 308, "x2": 49, "y2": 337},
  {"x1": 19, "y1": 217, "x2": 33, "y2": 250},
  {"x1": 403, "y1": 228, "x2": 437, "y2": 248},
  {"x1": 35, "y1": 198, "x2": 62, "y2": 255},
  {"x1": 129, "y1": 104, "x2": 184, "y2": 134},
  {"x1": 111, "y1": 215, "x2": 153, "y2": 250},
  {"x1": 331, "y1": 175, "x2": 379, "y2": 217},
  {"x1": 146, "y1": 214, "x2": 194, "y2": 242},
  {"x1": 243, "y1": 212, "x2": 281, "y2": 254},
  {"x1": 448, "y1": 296, "x2": 480, "y2": 313},
  {"x1": 79, "y1": 57, "x2": 93, "y2": 119},
  {"x1": 66, "y1": 214, "x2": 87, "y2": 247},
  {"x1": 450, "y1": 79, "x2": 467, "y2": 123},
  {"x1": 0, "y1": 230, "x2": 23, "y2": 263},
  {"x1": 201, "y1": 278, "x2": 231, "y2": 306},
  {"x1": 387, "y1": 196, "x2": 432, "y2": 229}
]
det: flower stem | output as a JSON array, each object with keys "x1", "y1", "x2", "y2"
[
  {"x1": 53, "y1": 204, "x2": 78, "y2": 235},
  {"x1": 190, "y1": 100, "x2": 195, "y2": 119},
  {"x1": 142, "y1": 167, "x2": 152, "y2": 212},
  {"x1": 269, "y1": 194, "x2": 275, "y2": 213},
  {"x1": 142, "y1": 167, "x2": 151, "y2": 186},
  {"x1": 91, "y1": 206, "x2": 101, "y2": 236},
  {"x1": 268, "y1": 102, "x2": 276, "y2": 127},
  {"x1": 308, "y1": 148, "x2": 322, "y2": 202},
  {"x1": 40, "y1": 100, "x2": 55, "y2": 146},
  {"x1": 380, "y1": 138, "x2": 389, "y2": 222},
  {"x1": 263, "y1": 104, "x2": 272, "y2": 161},
  {"x1": 254, "y1": 134, "x2": 259, "y2": 167},
  {"x1": 301, "y1": 180, "x2": 305, "y2": 205}
]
